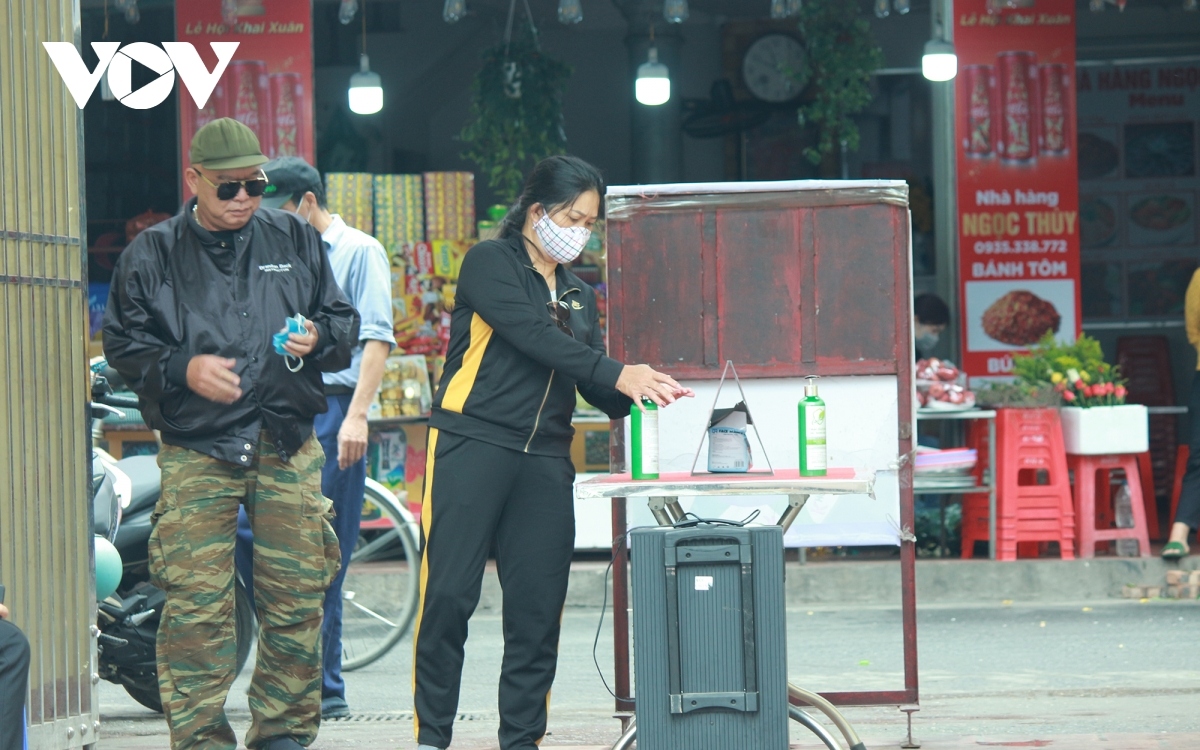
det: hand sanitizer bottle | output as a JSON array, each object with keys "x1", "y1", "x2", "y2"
[
  {"x1": 630, "y1": 399, "x2": 659, "y2": 480},
  {"x1": 798, "y1": 377, "x2": 827, "y2": 477}
]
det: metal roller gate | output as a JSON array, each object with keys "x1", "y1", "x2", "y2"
[{"x1": 1, "y1": 0, "x2": 98, "y2": 747}]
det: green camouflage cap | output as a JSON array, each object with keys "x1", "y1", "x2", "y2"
[{"x1": 189, "y1": 118, "x2": 268, "y2": 170}]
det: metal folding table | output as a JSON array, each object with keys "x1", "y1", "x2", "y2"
[{"x1": 576, "y1": 468, "x2": 924, "y2": 718}]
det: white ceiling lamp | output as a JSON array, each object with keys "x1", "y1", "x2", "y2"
[
  {"x1": 348, "y1": 4, "x2": 382, "y2": 114},
  {"x1": 663, "y1": 0, "x2": 688, "y2": 24},
  {"x1": 349, "y1": 54, "x2": 383, "y2": 114},
  {"x1": 770, "y1": 0, "x2": 801, "y2": 18},
  {"x1": 444, "y1": 0, "x2": 467, "y2": 22},
  {"x1": 636, "y1": 46, "x2": 670, "y2": 106},
  {"x1": 558, "y1": 0, "x2": 582, "y2": 24},
  {"x1": 922, "y1": 38, "x2": 957, "y2": 81}
]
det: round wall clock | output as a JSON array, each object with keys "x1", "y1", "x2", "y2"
[{"x1": 741, "y1": 33, "x2": 807, "y2": 104}]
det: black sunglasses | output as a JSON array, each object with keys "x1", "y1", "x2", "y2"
[
  {"x1": 197, "y1": 170, "x2": 270, "y2": 201},
  {"x1": 547, "y1": 299, "x2": 574, "y2": 339}
]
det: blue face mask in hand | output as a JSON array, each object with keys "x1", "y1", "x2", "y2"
[{"x1": 273, "y1": 314, "x2": 307, "y2": 372}]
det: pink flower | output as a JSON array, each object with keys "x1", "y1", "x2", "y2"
[
  {"x1": 1082, "y1": 385, "x2": 1094, "y2": 398},
  {"x1": 1063, "y1": 391, "x2": 1076, "y2": 402},
  {"x1": 1115, "y1": 385, "x2": 1127, "y2": 399},
  {"x1": 1105, "y1": 382, "x2": 1115, "y2": 396}
]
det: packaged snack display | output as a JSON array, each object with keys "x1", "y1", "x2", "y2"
[
  {"x1": 423, "y1": 172, "x2": 475, "y2": 242},
  {"x1": 373, "y1": 174, "x2": 425, "y2": 252},
  {"x1": 325, "y1": 172, "x2": 374, "y2": 235},
  {"x1": 378, "y1": 354, "x2": 432, "y2": 418}
]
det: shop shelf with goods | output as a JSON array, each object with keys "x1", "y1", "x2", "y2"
[
  {"x1": 915, "y1": 409, "x2": 997, "y2": 559},
  {"x1": 325, "y1": 172, "x2": 375, "y2": 235},
  {"x1": 373, "y1": 173, "x2": 425, "y2": 253}
]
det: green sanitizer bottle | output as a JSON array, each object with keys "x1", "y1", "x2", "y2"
[
  {"x1": 798, "y1": 376, "x2": 827, "y2": 477},
  {"x1": 630, "y1": 399, "x2": 659, "y2": 480}
]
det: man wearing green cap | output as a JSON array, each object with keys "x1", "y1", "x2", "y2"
[{"x1": 103, "y1": 118, "x2": 360, "y2": 750}]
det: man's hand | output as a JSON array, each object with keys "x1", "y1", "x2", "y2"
[
  {"x1": 338, "y1": 412, "x2": 369, "y2": 470},
  {"x1": 0, "y1": 603, "x2": 9, "y2": 620},
  {"x1": 616, "y1": 364, "x2": 695, "y2": 410},
  {"x1": 284, "y1": 320, "x2": 320, "y2": 358},
  {"x1": 187, "y1": 355, "x2": 242, "y2": 404}
]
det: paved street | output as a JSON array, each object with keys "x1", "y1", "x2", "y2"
[{"x1": 97, "y1": 597, "x2": 1200, "y2": 748}]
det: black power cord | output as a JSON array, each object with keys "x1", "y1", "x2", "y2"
[{"x1": 590, "y1": 509, "x2": 763, "y2": 701}]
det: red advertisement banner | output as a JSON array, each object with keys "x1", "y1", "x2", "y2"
[
  {"x1": 176, "y1": 0, "x2": 314, "y2": 199},
  {"x1": 954, "y1": 0, "x2": 1082, "y2": 382}
]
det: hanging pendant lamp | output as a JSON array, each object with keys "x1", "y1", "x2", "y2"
[{"x1": 348, "y1": 4, "x2": 383, "y2": 114}]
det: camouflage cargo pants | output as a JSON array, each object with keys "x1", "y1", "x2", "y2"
[{"x1": 150, "y1": 432, "x2": 341, "y2": 750}]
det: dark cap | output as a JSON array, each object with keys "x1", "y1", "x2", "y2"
[
  {"x1": 260, "y1": 156, "x2": 323, "y2": 209},
  {"x1": 189, "y1": 118, "x2": 268, "y2": 171}
]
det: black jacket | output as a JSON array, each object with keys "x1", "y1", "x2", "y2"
[
  {"x1": 103, "y1": 199, "x2": 360, "y2": 464},
  {"x1": 430, "y1": 234, "x2": 632, "y2": 457}
]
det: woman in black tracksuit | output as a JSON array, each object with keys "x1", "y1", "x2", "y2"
[{"x1": 411, "y1": 156, "x2": 692, "y2": 750}]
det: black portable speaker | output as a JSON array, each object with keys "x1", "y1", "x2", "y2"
[{"x1": 630, "y1": 523, "x2": 789, "y2": 750}]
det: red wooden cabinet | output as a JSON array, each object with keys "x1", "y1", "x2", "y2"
[{"x1": 605, "y1": 183, "x2": 913, "y2": 379}]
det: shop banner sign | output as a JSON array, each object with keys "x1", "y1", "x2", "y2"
[
  {"x1": 176, "y1": 0, "x2": 314, "y2": 198},
  {"x1": 954, "y1": 0, "x2": 1082, "y2": 382}
]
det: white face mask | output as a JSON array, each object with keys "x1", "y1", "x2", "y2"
[
  {"x1": 916, "y1": 331, "x2": 940, "y2": 352},
  {"x1": 534, "y1": 212, "x2": 591, "y2": 264}
]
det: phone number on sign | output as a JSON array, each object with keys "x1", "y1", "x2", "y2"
[{"x1": 974, "y1": 239, "x2": 1068, "y2": 255}]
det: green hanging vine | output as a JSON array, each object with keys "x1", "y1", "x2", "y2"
[
  {"x1": 795, "y1": 0, "x2": 884, "y2": 165},
  {"x1": 459, "y1": 24, "x2": 572, "y2": 205}
]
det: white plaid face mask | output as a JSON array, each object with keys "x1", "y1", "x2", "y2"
[{"x1": 534, "y1": 212, "x2": 591, "y2": 264}]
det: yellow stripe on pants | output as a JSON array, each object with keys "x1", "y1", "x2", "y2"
[{"x1": 412, "y1": 427, "x2": 440, "y2": 740}]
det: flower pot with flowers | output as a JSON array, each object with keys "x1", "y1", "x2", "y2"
[{"x1": 1012, "y1": 333, "x2": 1147, "y2": 455}]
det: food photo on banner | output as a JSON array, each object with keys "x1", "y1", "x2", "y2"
[
  {"x1": 176, "y1": 0, "x2": 315, "y2": 199},
  {"x1": 954, "y1": 0, "x2": 1083, "y2": 384}
]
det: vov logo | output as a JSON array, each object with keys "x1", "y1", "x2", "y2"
[{"x1": 42, "y1": 41, "x2": 239, "y2": 110}]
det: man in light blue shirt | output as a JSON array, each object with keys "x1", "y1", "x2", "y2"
[{"x1": 236, "y1": 157, "x2": 395, "y2": 719}]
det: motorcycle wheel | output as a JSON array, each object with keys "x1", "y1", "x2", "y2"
[{"x1": 121, "y1": 581, "x2": 257, "y2": 713}]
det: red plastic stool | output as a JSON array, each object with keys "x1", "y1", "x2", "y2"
[
  {"x1": 1068, "y1": 453, "x2": 1152, "y2": 558},
  {"x1": 962, "y1": 409, "x2": 1076, "y2": 560}
]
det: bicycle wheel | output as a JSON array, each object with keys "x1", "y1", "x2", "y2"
[{"x1": 339, "y1": 483, "x2": 421, "y2": 671}]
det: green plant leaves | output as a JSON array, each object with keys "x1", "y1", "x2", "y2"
[
  {"x1": 793, "y1": 0, "x2": 884, "y2": 166},
  {"x1": 459, "y1": 31, "x2": 571, "y2": 205}
]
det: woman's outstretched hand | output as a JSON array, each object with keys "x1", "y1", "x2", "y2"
[{"x1": 616, "y1": 364, "x2": 696, "y2": 410}]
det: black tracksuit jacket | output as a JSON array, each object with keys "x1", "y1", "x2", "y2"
[
  {"x1": 429, "y1": 234, "x2": 632, "y2": 455},
  {"x1": 103, "y1": 199, "x2": 360, "y2": 464}
]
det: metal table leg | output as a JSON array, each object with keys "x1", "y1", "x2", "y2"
[
  {"x1": 665, "y1": 498, "x2": 687, "y2": 523},
  {"x1": 647, "y1": 496, "x2": 674, "y2": 526},
  {"x1": 778, "y1": 494, "x2": 810, "y2": 533}
]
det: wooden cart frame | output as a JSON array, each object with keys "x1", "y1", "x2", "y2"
[{"x1": 601, "y1": 180, "x2": 919, "y2": 711}]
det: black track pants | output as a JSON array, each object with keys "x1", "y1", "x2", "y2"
[
  {"x1": 412, "y1": 429, "x2": 575, "y2": 750},
  {"x1": 1175, "y1": 372, "x2": 1200, "y2": 529}
]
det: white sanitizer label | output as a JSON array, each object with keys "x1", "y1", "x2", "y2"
[
  {"x1": 640, "y1": 409, "x2": 659, "y2": 474},
  {"x1": 805, "y1": 405, "x2": 827, "y2": 471}
]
